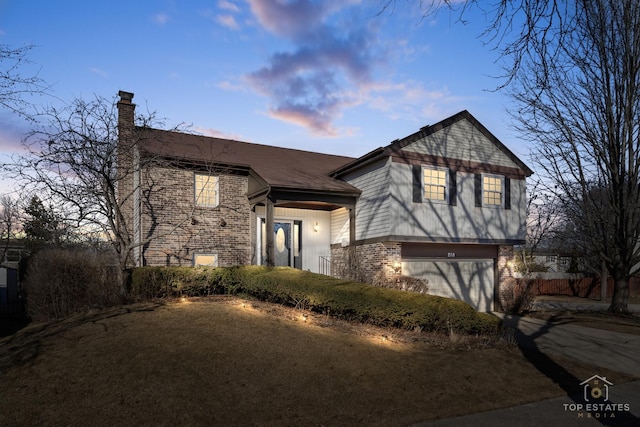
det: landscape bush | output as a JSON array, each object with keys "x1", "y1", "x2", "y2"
[
  {"x1": 499, "y1": 277, "x2": 536, "y2": 314},
  {"x1": 131, "y1": 265, "x2": 500, "y2": 335},
  {"x1": 23, "y1": 248, "x2": 124, "y2": 321}
]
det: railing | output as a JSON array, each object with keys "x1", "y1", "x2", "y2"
[{"x1": 319, "y1": 256, "x2": 333, "y2": 277}]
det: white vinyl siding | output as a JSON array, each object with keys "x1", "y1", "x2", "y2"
[
  {"x1": 330, "y1": 207, "x2": 350, "y2": 246},
  {"x1": 402, "y1": 119, "x2": 520, "y2": 169},
  {"x1": 388, "y1": 164, "x2": 526, "y2": 242},
  {"x1": 341, "y1": 158, "x2": 391, "y2": 241}
]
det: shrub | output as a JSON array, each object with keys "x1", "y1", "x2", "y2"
[
  {"x1": 23, "y1": 248, "x2": 123, "y2": 321},
  {"x1": 131, "y1": 265, "x2": 500, "y2": 335},
  {"x1": 500, "y1": 277, "x2": 536, "y2": 314}
]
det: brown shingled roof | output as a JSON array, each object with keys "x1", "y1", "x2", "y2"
[{"x1": 139, "y1": 128, "x2": 359, "y2": 194}]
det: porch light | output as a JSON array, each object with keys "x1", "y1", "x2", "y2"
[
  {"x1": 314, "y1": 222, "x2": 319, "y2": 232},
  {"x1": 392, "y1": 262, "x2": 402, "y2": 274}
]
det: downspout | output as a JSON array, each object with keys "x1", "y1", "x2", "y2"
[{"x1": 133, "y1": 144, "x2": 142, "y2": 267}]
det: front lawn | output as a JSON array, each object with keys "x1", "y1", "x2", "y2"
[{"x1": 0, "y1": 296, "x2": 633, "y2": 426}]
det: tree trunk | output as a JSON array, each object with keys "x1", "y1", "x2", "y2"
[
  {"x1": 608, "y1": 276, "x2": 630, "y2": 313},
  {"x1": 600, "y1": 260, "x2": 608, "y2": 301}
]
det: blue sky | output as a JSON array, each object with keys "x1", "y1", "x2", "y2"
[{"x1": 0, "y1": 0, "x2": 529, "y2": 193}]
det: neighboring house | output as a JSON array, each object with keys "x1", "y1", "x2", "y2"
[{"x1": 117, "y1": 91, "x2": 533, "y2": 311}]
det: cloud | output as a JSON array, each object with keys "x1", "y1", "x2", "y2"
[
  {"x1": 193, "y1": 126, "x2": 245, "y2": 141},
  {"x1": 364, "y1": 80, "x2": 466, "y2": 122},
  {"x1": 202, "y1": 1, "x2": 243, "y2": 30},
  {"x1": 152, "y1": 13, "x2": 170, "y2": 25},
  {"x1": 245, "y1": 1, "x2": 381, "y2": 135},
  {"x1": 89, "y1": 67, "x2": 108, "y2": 78},
  {"x1": 216, "y1": 14, "x2": 239, "y2": 30},
  {"x1": 218, "y1": 0, "x2": 240, "y2": 13}
]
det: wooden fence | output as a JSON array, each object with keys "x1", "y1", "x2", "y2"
[{"x1": 527, "y1": 276, "x2": 640, "y2": 298}]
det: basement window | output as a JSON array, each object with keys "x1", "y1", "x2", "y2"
[{"x1": 193, "y1": 254, "x2": 217, "y2": 267}]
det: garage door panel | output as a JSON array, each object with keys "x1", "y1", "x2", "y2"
[{"x1": 403, "y1": 260, "x2": 494, "y2": 311}]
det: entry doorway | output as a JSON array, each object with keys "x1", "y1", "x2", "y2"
[{"x1": 259, "y1": 219, "x2": 302, "y2": 269}]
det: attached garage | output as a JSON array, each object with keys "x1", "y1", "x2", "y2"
[{"x1": 401, "y1": 243, "x2": 498, "y2": 312}]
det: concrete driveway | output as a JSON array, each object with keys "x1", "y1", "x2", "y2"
[
  {"x1": 533, "y1": 299, "x2": 640, "y2": 313},
  {"x1": 498, "y1": 313, "x2": 640, "y2": 377},
  {"x1": 413, "y1": 312, "x2": 640, "y2": 426}
]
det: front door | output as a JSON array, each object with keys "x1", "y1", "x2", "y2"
[{"x1": 274, "y1": 222, "x2": 292, "y2": 267}]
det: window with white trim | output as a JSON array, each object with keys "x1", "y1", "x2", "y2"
[
  {"x1": 194, "y1": 173, "x2": 219, "y2": 207},
  {"x1": 422, "y1": 167, "x2": 448, "y2": 202},
  {"x1": 482, "y1": 175, "x2": 503, "y2": 206},
  {"x1": 193, "y1": 253, "x2": 217, "y2": 267}
]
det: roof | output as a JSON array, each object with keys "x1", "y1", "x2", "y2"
[
  {"x1": 332, "y1": 110, "x2": 534, "y2": 178},
  {"x1": 138, "y1": 128, "x2": 359, "y2": 195}
]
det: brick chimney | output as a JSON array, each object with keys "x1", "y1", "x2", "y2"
[
  {"x1": 116, "y1": 90, "x2": 142, "y2": 267},
  {"x1": 117, "y1": 90, "x2": 135, "y2": 136}
]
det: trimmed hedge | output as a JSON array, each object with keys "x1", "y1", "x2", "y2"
[{"x1": 131, "y1": 265, "x2": 500, "y2": 335}]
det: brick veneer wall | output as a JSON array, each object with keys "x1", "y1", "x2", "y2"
[
  {"x1": 497, "y1": 245, "x2": 516, "y2": 310},
  {"x1": 140, "y1": 165, "x2": 251, "y2": 266},
  {"x1": 330, "y1": 242, "x2": 402, "y2": 283}
]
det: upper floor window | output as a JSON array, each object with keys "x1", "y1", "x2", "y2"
[
  {"x1": 482, "y1": 175, "x2": 503, "y2": 206},
  {"x1": 195, "y1": 173, "x2": 219, "y2": 207},
  {"x1": 422, "y1": 167, "x2": 448, "y2": 202}
]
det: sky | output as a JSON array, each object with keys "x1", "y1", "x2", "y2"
[{"x1": 0, "y1": 0, "x2": 530, "y2": 194}]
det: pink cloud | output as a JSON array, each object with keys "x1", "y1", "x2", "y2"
[{"x1": 246, "y1": 1, "x2": 381, "y2": 135}]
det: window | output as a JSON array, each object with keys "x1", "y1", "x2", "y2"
[
  {"x1": 482, "y1": 175, "x2": 503, "y2": 206},
  {"x1": 422, "y1": 167, "x2": 447, "y2": 202},
  {"x1": 193, "y1": 254, "x2": 217, "y2": 267},
  {"x1": 195, "y1": 173, "x2": 219, "y2": 207}
]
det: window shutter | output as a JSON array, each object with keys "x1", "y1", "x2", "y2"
[
  {"x1": 504, "y1": 177, "x2": 511, "y2": 210},
  {"x1": 449, "y1": 169, "x2": 457, "y2": 206},
  {"x1": 474, "y1": 174, "x2": 482, "y2": 207},
  {"x1": 412, "y1": 165, "x2": 423, "y2": 203}
]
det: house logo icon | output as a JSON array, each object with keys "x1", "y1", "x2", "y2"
[{"x1": 580, "y1": 375, "x2": 612, "y2": 402}]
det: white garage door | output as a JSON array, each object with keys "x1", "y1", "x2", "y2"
[{"x1": 402, "y1": 260, "x2": 494, "y2": 311}]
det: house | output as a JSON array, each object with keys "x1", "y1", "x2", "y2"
[{"x1": 117, "y1": 91, "x2": 533, "y2": 311}]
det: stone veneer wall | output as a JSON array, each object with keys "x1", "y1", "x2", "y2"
[{"x1": 140, "y1": 165, "x2": 251, "y2": 266}]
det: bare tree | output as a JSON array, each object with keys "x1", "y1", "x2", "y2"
[
  {"x1": 510, "y1": 1, "x2": 640, "y2": 313},
  {"x1": 2, "y1": 94, "x2": 191, "y2": 289},
  {"x1": 517, "y1": 180, "x2": 560, "y2": 275},
  {"x1": 382, "y1": 1, "x2": 640, "y2": 312},
  {"x1": 0, "y1": 44, "x2": 50, "y2": 119},
  {"x1": 0, "y1": 194, "x2": 20, "y2": 266}
]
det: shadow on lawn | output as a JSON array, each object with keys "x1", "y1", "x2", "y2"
[
  {"x1": 509, "y1": 315, "x2": 638, "y2": 426},
  {"x1": 0, "y1": 318, "x2": 31, "y2": 338},
  {"x1": 0, "y1": 303, "x2": 162, "y2": 376}
]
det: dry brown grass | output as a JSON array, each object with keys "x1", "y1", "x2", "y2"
[{"x1": 0, "y1": 296, "x2": 634, "y2": 426}]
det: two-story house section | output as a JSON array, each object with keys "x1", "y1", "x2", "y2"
[
  {"x1": 117, "y1": 91, "x2": 532, "y2": 311},
  {"x1": 331, "y1": 111, "x2": 533, "y2": 311}
]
